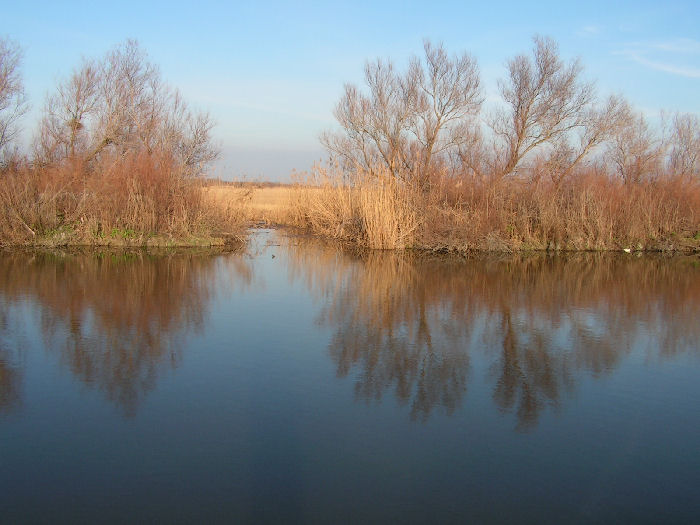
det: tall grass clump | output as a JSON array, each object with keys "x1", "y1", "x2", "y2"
[{"x1": 291, "y1": 164, "x2": 420, "y2": 249}]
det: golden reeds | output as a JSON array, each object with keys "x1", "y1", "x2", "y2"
[
  {"x1": 289, "y1": 165, "x2": 420, "y2": 249},
  {"x1": 284, "y1": 163, "x2": 700, "y2": 253}
]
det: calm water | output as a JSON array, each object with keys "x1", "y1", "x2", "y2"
[{"x1": 1, "y1": 230, "x2": 699, "y2": 523}]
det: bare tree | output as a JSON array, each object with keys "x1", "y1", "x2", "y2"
[
  {"x1": 87, "y1": 40, "x2": 163, "y2": 161},
  {"x1": 543, "y1": 95, "x2": 632, "y2": 186},
  {"x1": 37, "y1": 59, "x2": 100, "y2": 162},
  {"x1": 322, "y1": 58, "x2": 414, "y2": 178},
  {"x1": 36, "y1": 40, "x2": 218, "y2": 176},
  {"x1": 0, "y1": 38, "x2": 29, "y2": 164},
  {"x1": 455, "y1": 125, "x2": 490, "y2": 178},
  {"x1": 668, "y1": 113, "x2": 700, "y2": 178},
  {"x1": 610, "y1": 112, "x2": 664, "y2": 183},
  {"x1": 409, "y1": 40, "x2": 482, "y2": 179},
  {"x1": 492, "y1": 36, "x2": 594, "y2": 178},
  {"x1": 322, "y1": 40, "x2": 482, "y2": 186},
  {"x1": 161, "y1": 90, "x2": 219, "y2": 176}
]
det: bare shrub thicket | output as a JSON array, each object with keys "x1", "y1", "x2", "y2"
[
  {"x1": 305, "y1": 36, "x2": 700, "y2": 251},
  {"x1": 668, "y1": 113, "x2": 700, "y2": 177},
  {"x1": 322, "y1": 40, "x2": 482, "y2": 190},
  {"x1": 0, "y1": 40, "x2": 234, "y2": 245},
  {"x1": 0, "y1": 37, "x2": 28, "y2": 166},
  {"x1": 36, "y1": 41, "x2": 217, "y2": 174}
]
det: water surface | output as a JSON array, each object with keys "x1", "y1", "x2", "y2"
[{"x1": 1, "y1": 232, "x2": 699, "y2": 523}]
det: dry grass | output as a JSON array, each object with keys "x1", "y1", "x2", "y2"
[
  {"x1": 283, "y1": 165, "x2": 700, "y2": 253},
  {"x1": 420, "y1": 172, "x2": 700, "y2": 252},
  {"x1": 206, "y1": 178, "x2": 420, "y2": 249},
  {"x1": 14, "y1": 154, "x2": 692, "y2": 252},
  {"x1": 0, "y1": 153, "x2": 248, "y2": 246},
  {"x1": 203, "y1": 184, "x2": 300, "y2": 226},
  {"x1": 204, "y1": 165, "x2": 700, "y2": 253},
  {"x1": 288, "y1": 166, "x2": 420, "y2": 249}
]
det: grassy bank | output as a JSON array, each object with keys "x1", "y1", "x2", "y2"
[
  {"x1": 291, "y1": 167, "x2": 699, "y2": 252},
  {"x1": 210, "y1": 167, "x2": 699, "y2": 254},
  {"x1": 0, "y1": 154, "x2": 248, "y2": 248}
]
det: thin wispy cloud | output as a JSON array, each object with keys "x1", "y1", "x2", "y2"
[
  {"x1": 616, "y1": 38, "x2": 700, "y2": 78},
  {"x1": 648, "y1": 38, "x2": 700, "y2": 54},
  {"x1": 625, "y1": 53, "x2": 700, "y2": 78},
  {"x1": 579, "y1": 25, "x2": 601, "y2": 36}
]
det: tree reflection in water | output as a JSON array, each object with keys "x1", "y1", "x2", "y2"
[
  {"x1": 285, "y1": 239, "x2": 700, "y2": 428},
  {"x1": 0, "y1": 348, "x2": 22, "y2": 415},
  {"x1": 2, "y1": 238, "x2": 698, "y2": 430},
  {"x1": 0, "y1": 291, "x2": 28, "y2": 415},
  {"x1": 0, "y1": 250, "x2": 251, "y2": 417}
]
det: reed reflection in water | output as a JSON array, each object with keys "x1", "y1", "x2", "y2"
[
  {"x1": 285, "y1": 239, "x2": 700, "y2": 428},
  {"x1": 0, "y1": 249, "x2": 251, "y2": 416}
]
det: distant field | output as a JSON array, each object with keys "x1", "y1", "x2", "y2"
[{"x1": 203, "y1": 184, "x2": 310, "y2": 224}]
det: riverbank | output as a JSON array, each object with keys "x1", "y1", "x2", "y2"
[
  {"x1": 0, "y1": 162, "x2": 249, "y2": 248},
  {"x1": 3, "y1": 175, "x2": 698, "y2": 253},
  {"x1": 206, "y1": 173, "x2": 700, "y2": 254},
  {"x1": 6, "y1": 230, "x2": 243, "y2": 249}
]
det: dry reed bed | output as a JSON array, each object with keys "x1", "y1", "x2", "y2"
[
  {"x1": 284, "y1": 166, "x2": 700, "y2": 253},
  {"x1": 0, "y1": 154, "x2": 249, "y2": 247}
]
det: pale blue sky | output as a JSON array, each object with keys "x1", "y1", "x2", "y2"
[{"x1": 4, "y1": 0, "x2": 699, "y2": 180}]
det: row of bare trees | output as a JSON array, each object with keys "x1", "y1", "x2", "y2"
[
  {"x1": 36, "y1": 39, "x2": 218, "y2": 175},
  {"x1": 323, "y1": 36, "x2": 700, "y2": 187},
  {"x1": 322, "y1": 40, "x2": 481, "y2": 189},
  {"x1": 0, "y1": 37, "x2": 218, "y2": 177},
  {"x1": 0, "y1": 37, "x2": 227, "y2": 242},
  {"x1": 0, "y1": 38, "x2": 28, "y2": 166}
]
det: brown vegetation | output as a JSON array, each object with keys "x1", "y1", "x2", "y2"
[
  {"x1": 1, "y1": 35, "x2": 698, "y2": 251},
  {"x1": 0, "y1": 152, "x2": 249, "y2": 246},
  {"x1": 203, "y1": 183, "x2": 297, "y2": 226},
  {"x1": 288, "y1": 164, "x2": 699, "y2": 252},
  {"x1": 0, "y1": 39, "x2": 243, "y2": 246},
  {"x1": 288, "y1": 166, "x2": 420, "y2": 248},
  {"x1": 0, "y1": 38, "x2": 28, "y2": 166},
  {"x1": 294, "y1": 36, "x2": 700, "y2": 252}
]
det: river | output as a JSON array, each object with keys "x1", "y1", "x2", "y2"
[{"x1": 1, "y1": 230, "x2": 699, "y2": 523}]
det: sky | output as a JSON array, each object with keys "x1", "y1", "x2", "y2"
[{"x1": 3, "y1": 0, "x2": 700, "y2": 180}]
